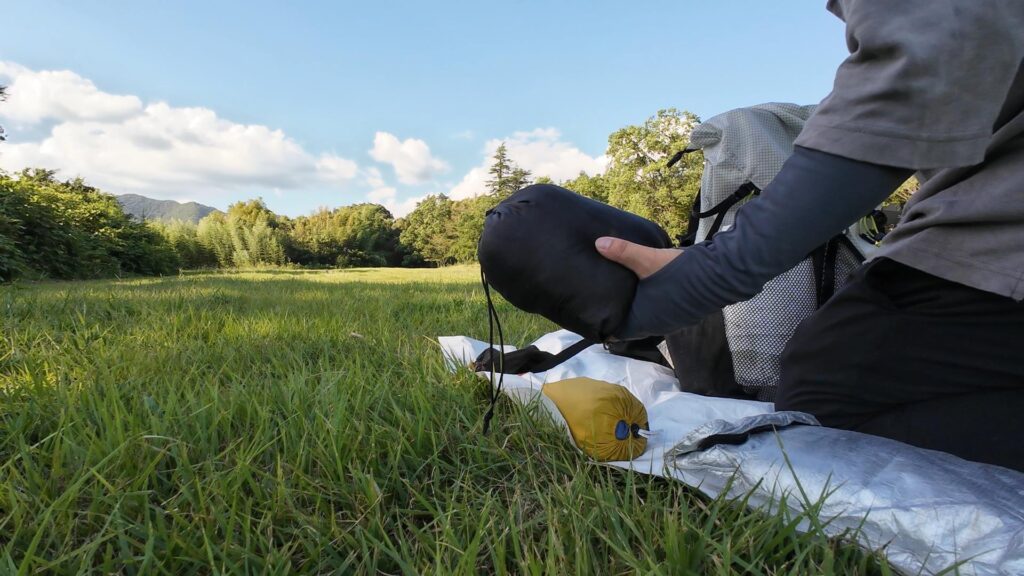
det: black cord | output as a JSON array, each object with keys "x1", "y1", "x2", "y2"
[{"x1": 479, "y1": 268, "x2": 505, "y2": 435}]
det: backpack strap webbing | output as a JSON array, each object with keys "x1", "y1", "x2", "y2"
[
  {"x1": 474, "y1": 337, "x2": 595, "y2": 374},
  {"x1": 701, "y1": 182, "x2": 760, "y2": 240},
  {"x1": 680, "y1": 182, "x2": 761, "y2": 246},
  {"x1": 810, "y1": 234, "x2": 864, "y2": 308}
]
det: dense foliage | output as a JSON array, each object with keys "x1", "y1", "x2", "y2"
[
  {"x1": 584, "y1": 109, "x2": 703, "y2": 241},
  {"x1": 1, "y1": 109, "x2": 709, "y2": 281},
  {"x1": 0, "y1": 170, "x2": 179, "y2": 282},
  {"x1": 288, "y1": 203, "x2": 409, "y2": 267}
]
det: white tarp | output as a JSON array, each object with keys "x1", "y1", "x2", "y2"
[{"x1": 439, "y1": 330, "x2": 1024, "y2": 576}]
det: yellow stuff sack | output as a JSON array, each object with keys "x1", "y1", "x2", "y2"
[{"x1": 542, "y1": 377, "x2": 648, "y2": 462}]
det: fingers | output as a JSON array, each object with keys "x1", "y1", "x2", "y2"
[
  {"x1": 595, "y1": 237, "x2": 644, "y2": 270},
  {"x1": 595, "y1": 236, "x2": 681, "y2": 280}
]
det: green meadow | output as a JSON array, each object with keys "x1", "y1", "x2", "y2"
[{"x1": 0, "y1": 268, "x2": 892, "y2": 574}]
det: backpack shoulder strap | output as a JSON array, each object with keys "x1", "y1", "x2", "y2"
[{"x1": 810, "y1": 234, "x2": 864, "y2": 307}]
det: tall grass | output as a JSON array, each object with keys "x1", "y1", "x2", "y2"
[{"x1": 0, "y1": 267, "x2": 892, "y2": 574}]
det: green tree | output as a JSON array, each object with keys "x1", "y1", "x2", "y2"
[
  {"x1": 0, "y1": 176, "x2": 51, "y2": 281},
  {"x1": 150, "y1": 220, "x2": 218, "y2": 269},
  {"x1": 288, "y1": 208, "x2": 344, "y2": 266},
  {"x1": 508, "y1": 167, "x2": 533, "y2": 193},
  {"x1": 226, "y1": 198, "x2": 282, "y2": 229},
  {"x1": 194, "y1": 203, "x2": 286, "y2": 269},
  {"x1": 336, "y1": 203, "x2": 403, "y2": 266},
  {"x1": 196, "y1": 212, "x2": 235, "y2": 267},
  {"x1": 398, "y1": 195, "x2": 457, "y2": 266},
  {"x1": 601, "y1": 108, "x2": 702, "y2": 240},
  {"x1": 485, "y1": 144, "x2": 513, "y2": 195},
  {"x1": 561, "y1": 171, "x2": 610, "y2": 203},
  {"x1": 448, "y1": 194, "x2": 503, "y2": 264},
  {"x1": 485, "y1": 144, "x2": 532, "y2": 198},
  {"x1": 289, "y1": 203, "x2": 403, "y2": 267},
  {"x1": 231, "y1": 216, "x2": 285, "y2": 267},
  {"x1": 0, "y1": 169, "x2": 178, "y2": 281}
]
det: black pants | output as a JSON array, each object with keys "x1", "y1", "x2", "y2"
[{"x1": 775, "y1": 258, "x2": 1024, "y2": 472}]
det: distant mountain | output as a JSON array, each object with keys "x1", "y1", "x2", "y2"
[{"x1": 116, "y1": 194, "x2": 220, "y2": 224}]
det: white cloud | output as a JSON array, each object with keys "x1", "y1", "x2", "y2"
[
  {"x1": 0, "y1": 61, "x2": 360, "y2": 203},
  {"x1": 316, "y1": 154, "x2": 359, "y2": 184},
  {"x1": 367, "y1": 188, "x2": 425, "y2": 218},
  {"x1": 369, "y1": 131, "x2": 449, "y2": 185},
  {"x1": 387, "y1": 195, "x2": 427, "y2": 218},
  {"x1": 449, "y1": 166, "x2": 490, "y2": 201},
  {"x1": 449, "y1": 128, "x2": 608, "y2": 200},
  {"x1": 367, "y1": 186, "x2": 397, "y2": 203},
  {"x1": 357, "y1": 168, "x2": 423, "y2": 218},
  {"x1": 363, "y1": 166, "x2": 387, "y2": 189},
  {"x1": 0, "y1": 61, "x2": 142, "y2": 125}
]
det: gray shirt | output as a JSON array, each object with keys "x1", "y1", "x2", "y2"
[
  {"x1": 796, "y1": 0, "x2": 1024, "y2": 300},
  {"x1": 617, "y1": 0, "x2": 1024, "y2": 339}
]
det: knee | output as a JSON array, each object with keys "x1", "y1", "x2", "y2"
[
  {"x1": 774, "y1": 331, "x2": 813, "y2": 413},
  {"x1": 773, "y1": 372, "x2": 813, "y2": 414},
  {"x1": 773, "y1": 343, "x2": 834, "y2": 422},
  {"x1": 774, "y1": 365, "x2": 860, "y2": 429}
]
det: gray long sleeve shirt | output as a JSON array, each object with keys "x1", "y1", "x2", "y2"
[
  {"x1": 616, "y1": 0, "x2": 1024, "y2": 339},
  {"x1": 618, "y1": 147, "x2": 909, "y2": 339}
]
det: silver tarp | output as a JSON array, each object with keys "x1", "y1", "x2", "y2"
[{"x1": 440, "y1": 330, "x2": 1024, "y2": 575}]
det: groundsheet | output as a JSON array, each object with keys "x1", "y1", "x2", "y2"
[{"x1": 439, "y1": 330, "x2": 1024, "y2": 576}]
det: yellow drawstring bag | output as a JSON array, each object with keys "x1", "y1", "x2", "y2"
[{"x1": 541, "y1": 377, "x2": 649, "y2": 462}]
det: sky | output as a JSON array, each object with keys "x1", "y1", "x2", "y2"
[{"x1": 0, "y1": 1, "x2": 849, "y2": 218}]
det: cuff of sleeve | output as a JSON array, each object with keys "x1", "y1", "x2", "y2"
[
  {"x1": 794, "y1": 121, "x2": 989, "y2": 170},
  {"x1": 613, "y1": 250, "x2": 698, "y2": 340}
]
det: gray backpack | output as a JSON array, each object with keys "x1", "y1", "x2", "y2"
[{"x1": 664, "y1": 103, "x2": 883, "y2": 401}]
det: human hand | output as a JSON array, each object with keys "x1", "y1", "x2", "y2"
[{"x1": 595, "y1": 237, "x2": 682, "y2": 280}]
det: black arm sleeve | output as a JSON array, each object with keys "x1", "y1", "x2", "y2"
[{"x1": 615, "y1": 146, "x2": 913, "y2": 340}]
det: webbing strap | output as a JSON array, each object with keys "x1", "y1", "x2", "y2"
[
  {"x1": 810, "y1": 234, "x2": 865, "y2": 308},
  {"x1": 810, "y1": 239, "x2": 838, "y2": 308},
  {"x1": 677, "y1": 188, "x2": 703, "y2": 247},
  {"x1": 474, "y1": 337, "x2": 595, "y2": 375},
  {"x1": 702, "y1": 182, "x2": 760, "y2": 240},
  {"x1": 679, "y1": 182, "x2": 760, "y2": 246}
]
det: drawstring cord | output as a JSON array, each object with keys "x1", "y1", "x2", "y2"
[{"x1": 480, "y1": 268, "x2": 505, "y2": 435}]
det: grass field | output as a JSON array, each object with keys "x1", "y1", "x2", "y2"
[{"x1": 0, "y1": 267, "x2": 893, "y2": 574}]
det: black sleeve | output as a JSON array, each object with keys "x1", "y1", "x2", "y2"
[{"x1": 615, "y1": 146, "x2": 912, "y2": 340}]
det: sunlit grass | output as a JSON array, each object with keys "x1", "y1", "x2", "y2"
[{"x1": 0, "y1": 268, "x2": 893, "y2": 574}]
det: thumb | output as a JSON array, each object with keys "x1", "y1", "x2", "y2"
[
  {"x1": 595, "y1": 236, "x2": 646, "y2": 269},
  {"x1": 596, "y1": 236, "x2": 682, "y2": 280}
]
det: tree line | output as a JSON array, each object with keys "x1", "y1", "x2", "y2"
[{"x1": 0, "y1": 108, "x2": 704, "y2": 282}]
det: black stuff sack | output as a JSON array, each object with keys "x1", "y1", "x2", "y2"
[{"x1": 478, "y1": 184, "x2": 672, "y2": 342}]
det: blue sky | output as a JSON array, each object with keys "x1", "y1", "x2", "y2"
[{"x1": 0, "y1": 1, "x2": 848, "y2": 217}]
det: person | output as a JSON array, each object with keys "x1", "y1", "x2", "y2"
[{"x1": 593, "y1": 0, "x2": 1024, "y2": 472}]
